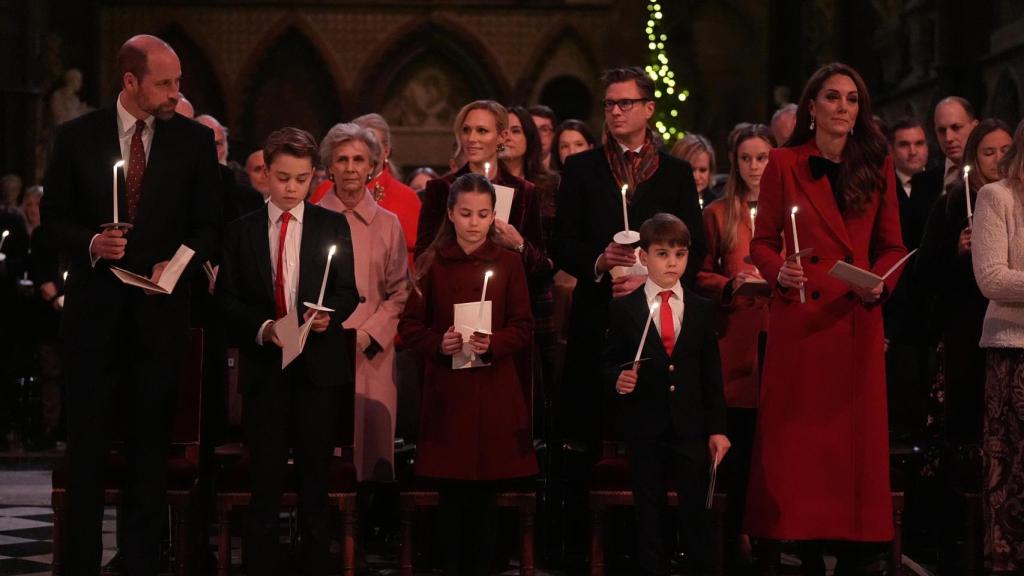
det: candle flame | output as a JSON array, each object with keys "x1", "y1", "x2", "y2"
[
  {"x1": 791, "y1": 206, "x2": 798, "y2": 215},
  {"x1": 1, "y1": 230, "x2": 8, "y2": 239},
  {"x1": 328, "y1": 245, "x2": 337, "y2": 257},
  {"x1": 621, "y1": 184, "x2": 629, "y2": 197},
  {"x1": 114, "y1": 160, "x2": 125, "y2": 170},
  {"x1": 484, "y1": 162, "x2": 491, "y2": 177},
  {"x1": 963, "y1": 165, "x2": 971, "y2": 175},
  {"x1": 63, "y1": 271, "x2": 68, "y2": 281},
  {"x1": 484, "y1": 270, "x2": 494, "y2": 279}
]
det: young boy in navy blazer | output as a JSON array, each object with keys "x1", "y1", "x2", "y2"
[
  {"x1": 217, "y1": 127, "x2": 358, "y2": 575},
  {"x1": 603, "y1": 213, "x2": 730, "y2": 576}
]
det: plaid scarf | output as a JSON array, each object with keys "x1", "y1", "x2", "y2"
[{"x1": 604, "y1": 127, "x2": 661, "y2": 201}]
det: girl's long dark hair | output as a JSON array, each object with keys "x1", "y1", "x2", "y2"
[
  {"x1": 413, "y1": 173, "x2": 497, "y2": 289},
  {"x1": 788, "y1": 62, "x2": 888, "y2": 215},
  {"x1": 550, "y1": 119, "x2": 598, "y2": 172},
  {"x1": 507, "y1": 106, "x2": 550, "y2": 184}
]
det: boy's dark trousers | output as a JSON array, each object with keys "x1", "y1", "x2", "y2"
[{"x1": 627, "y1": 432, "x2": 710, "y2": 576}]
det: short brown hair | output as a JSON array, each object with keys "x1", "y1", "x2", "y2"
[
  {"x1": 601, "y1": 67, "x2": 655, "y2": 100},
  {"x1": 639, "y1": 213, "x2": 690, "y2": 249},
  {"x1": 117, "y1": 43, "x2": 148, "y2": 82},
  {"x1": 263, "y1": 127, "x2": 318, "y2": 167}
]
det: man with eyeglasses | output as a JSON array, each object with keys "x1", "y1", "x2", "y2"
[{"x1": 552, "y1": 65, "x2": 705, "y2": 468}]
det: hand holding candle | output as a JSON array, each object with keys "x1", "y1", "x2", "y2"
[
  {"x1": 790, "y1": 206, "x2": 806, "y2": 304},
  {"x1": 963, "y1": 165, "x2": 973, "y2": 224}
]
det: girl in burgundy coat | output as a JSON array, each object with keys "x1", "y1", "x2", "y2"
[
  {"x1": 399, "y1": 173, "x2": 536, "y2": 575},
  {"x1": 746, "y1": 63, "x2": 907, "y2": 574},
  {"x1": 697, "y1": 123, "x2": 775, "y2": 569}
]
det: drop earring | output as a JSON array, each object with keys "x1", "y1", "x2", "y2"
[{"x1": 809, "y1": 118, "x2": 815, "y2": 131}]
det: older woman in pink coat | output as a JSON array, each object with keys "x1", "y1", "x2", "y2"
[{"x1": 317, "y1": 122, "x2": 411, "y2": 481}]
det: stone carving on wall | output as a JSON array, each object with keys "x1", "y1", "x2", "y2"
[
  {"x1": 49, "y1": 68, "x2": 93, "y2": 127},
  {"x1": 381, "y1": 61, "x2": 467, "y2": 129}
]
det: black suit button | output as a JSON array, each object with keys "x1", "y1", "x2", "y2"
[
  {"x1": 359, "y1": 296, "x2": 366, "y2": 303},
  {"x1": 810, "y1": 255, "x2": 820, "y2": 264},
  {"x1": 844, "y1": 255, "x2": 853, "y2": 264},
  {"x1": 811, "y1": 291, "x2": 821, "y2": 300},
  {"x1": 846, "y1": 292, "x2": 855, "y2": 300}
]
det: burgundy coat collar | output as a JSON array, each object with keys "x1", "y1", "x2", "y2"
[{"x1": 438, "y1": 237, "x2": 503, "y2": 262}]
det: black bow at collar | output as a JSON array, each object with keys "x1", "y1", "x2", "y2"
[{"x1": 808, "y1": 156, "x2": 841, "y2": 181}]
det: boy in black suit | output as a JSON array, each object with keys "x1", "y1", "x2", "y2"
[
  {"x1": 603, "y1": 213, "x2": 730, "y2": 576},
  {"x1": 217, "y1": 127, "x2": 358, "y2": 575}
]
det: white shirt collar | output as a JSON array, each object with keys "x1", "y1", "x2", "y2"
[
  {"x1": 268, "y1": 200, "x2": 305, "y2": 225},
  {"x1": 643, "y1": 278, "x2": 684, "y2": 305},
  {"x1": 115, "y1": 92, "x2": 156, "y2": 137},
  {"x1": 618, "y1": 140, "x2": 644, "y2": 155}
]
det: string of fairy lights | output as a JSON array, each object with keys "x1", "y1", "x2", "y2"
[{"x1": 643, "y1": 0, "x2": 688, "y2": 142}]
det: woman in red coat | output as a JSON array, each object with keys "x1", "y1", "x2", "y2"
[
  {"x1": 697, "y1": 123, "x2": 774, "y2": 570},
  {"x1": 399, "y1": 173, "x2": 536, "y2": 575},
  {"x1": 746, "y1": 63, "x2": 907, "y2": 574}
]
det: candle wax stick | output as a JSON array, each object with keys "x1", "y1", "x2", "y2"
[
  {"x1": 963, "y1": 165, "x2": 973, "y2": 223},
  {"x1": 790, "y1": 207, "x2": 805, "y2": 304},
  {"x1": 621, "y1": 184, "x2": 630, "y2": 232},
  {"x1": 316, "y1": 245, "x2": 337, "y2": 308},
  {"x1": 633, "y1": 300, "x2": 661, "y2": 365},
  {"x1": 112, "y1": 160, "x2": 124, "y2": 223},
  {"x1": 477, "y1": 270, "x2": 493, "y2": 326},
  {"x1": 0, "y1": 230, "x2": 8, "y2": 253}
]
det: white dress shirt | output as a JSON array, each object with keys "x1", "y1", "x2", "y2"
[
  {"x1": 643, "y1": 278, "x2": 684, "y2": 346},
  {"x1": 896, "y1": 169, "x2": 913, "y2": 198},
  {"x1": 115, "y1": 93, "x2": 155, "y2": 164},
  {"x1": 89, "y1": 95, "x2": 157, "y2": 266},
  {"x1": 258, "y1": 201, "x2": 304, "y2": 344}
]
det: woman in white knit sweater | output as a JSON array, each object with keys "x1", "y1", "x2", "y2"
[{"x1": 972, "y1": 117, "x2": 1024, "y2": 575}]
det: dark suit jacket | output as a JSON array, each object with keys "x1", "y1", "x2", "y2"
[
  {"x1": 603, "y1": 285, "x2": 726, "y2": 440},
  {"x1": 41, "y1": 106, "x2": 222, "y2": 341},
  {"x1": 884, "y1": 165, "x2": 943, "y2": 342},
  {"x1": 217, "y1": 201, "x2": 359, "y2": 394}
]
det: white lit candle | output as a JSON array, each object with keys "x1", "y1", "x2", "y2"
[
  {"x1": 634, "y1": 299, "x2": 661, "y2": 365},
  {"x1": 790, "y1": 206, "x2": 805, "y2": 304},
  {"x1": 0, "y1": 229, "x2": 8, "y2": 253},
  {"x1": 484, "y1": 162, "x2": 491, "y2": 180},
  {"x1": 112, "y1": 160, "x2": 124, "y2": 223},
  {"x1": 63, "y1": 271, "x2": 68, "y2": 283},
  {"x1": 316, "y1": 245, "x2": 337, "y2": 308},
  {"x1": 750, "y1": 207, "x2": 757, "y2": 236},
  {"x1": 621, "y1": 184, "x2": 631, "y2": 232},
  {"x1": 477, "y1": 270, "x2": 494, "y2": 325},
  {"x1": 963, "y1": 165, "x2": 973, "y2": 223}
]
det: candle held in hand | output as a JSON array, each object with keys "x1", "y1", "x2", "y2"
[
  {"x1": 634, "y1": 299, "x2": 661, "y2": 365},
  {"x1": 316, "y1": 245, "x2": 337, "y2": 308},
  {"x1": 963, "y1": 165, "x2": 973, "y2": 223},
  {"x1": 112, "y1": 160, "x2": 125, "y2": 223},
  {"x1": 477, "y1": 270, "x2": 494, "y2": 326},
  {"x1": 621, "y1": 184, "x2": 630, "y2": 232},
  {"x1": 790, "y1": 206, "x2": 806, "y2": 304}
]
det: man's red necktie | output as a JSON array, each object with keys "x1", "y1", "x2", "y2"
[
  {"x1": 274, "y1": 212, "x2": 292, "y2": 318},
  {"x1": 126, "y1": 119, "x2": 146, "y2": 222}
]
